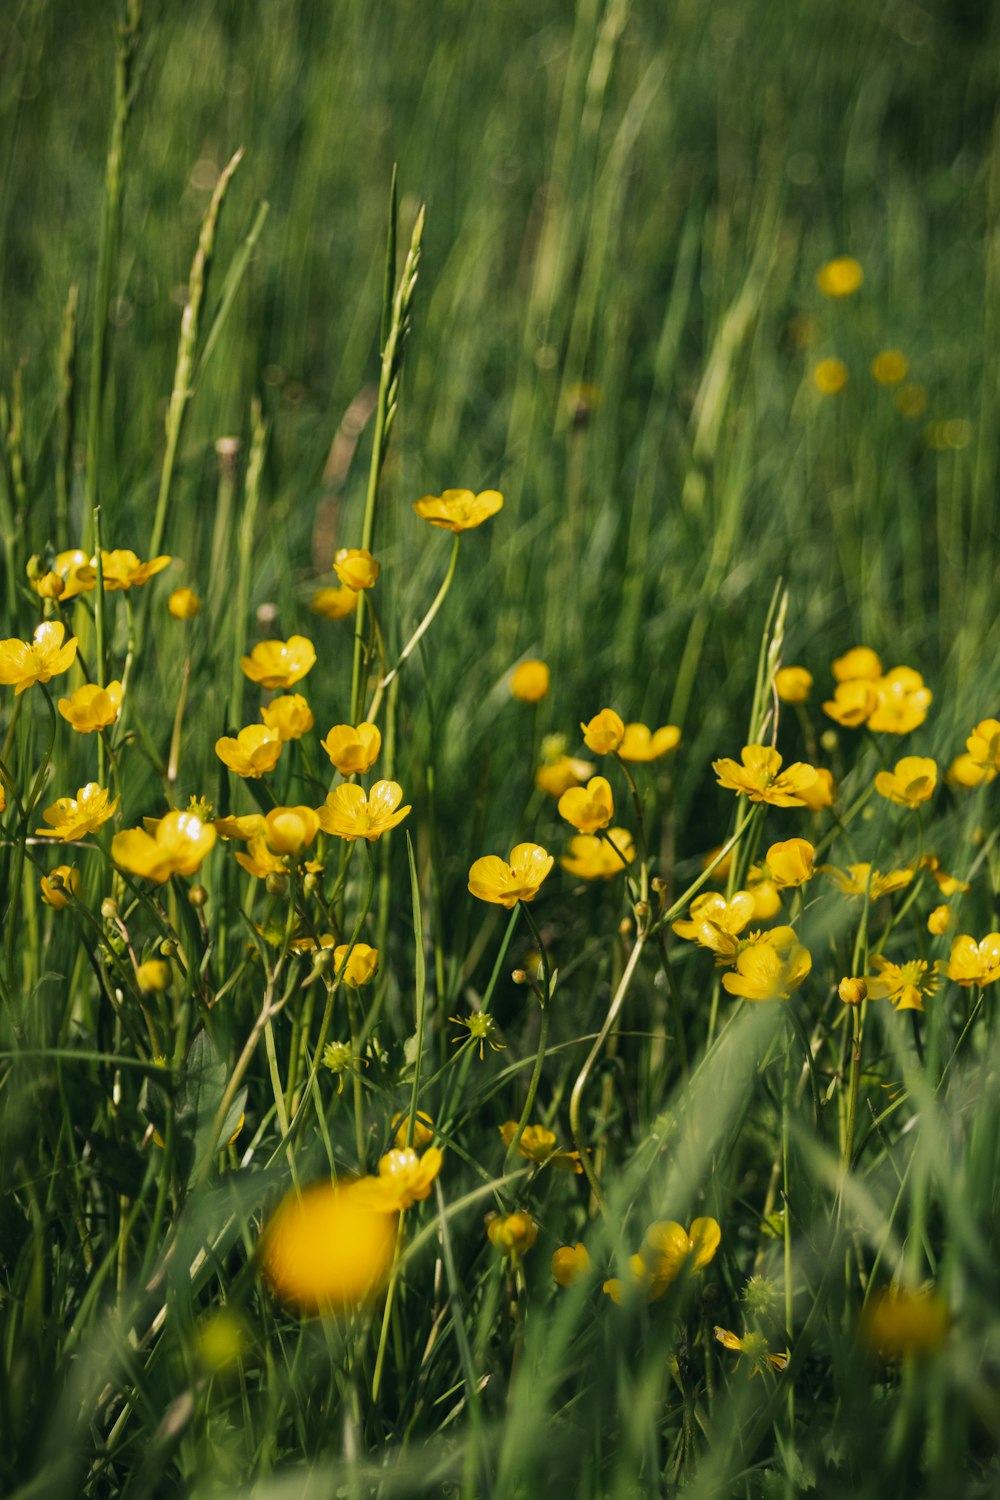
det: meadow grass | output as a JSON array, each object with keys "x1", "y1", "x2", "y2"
[{"x1": 2, "y1": 2, "x2": 1000, "y2": 1496}]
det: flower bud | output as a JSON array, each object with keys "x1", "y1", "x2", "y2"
[
  {"x1": 189, "y1": 884, "x2": 208, "y2": 908},
  {"x1": 265, "y1": 872, "x2": 289, "y2": 897},
  {"x1": 136, "y1": 959, "x2": 171, "y2": 993},
  {"x1": 101, "y1": 897, "x2": 120, "y2": 922},
  {"x1": 838, "y1": 976, "x2": 867, "y2": 1005},
  {"x1": 511, "y1": 968, "x2": 528, "y2": 985},
  {"x1": 159, "y1": 939, "x2": 177, "y2": 958}
]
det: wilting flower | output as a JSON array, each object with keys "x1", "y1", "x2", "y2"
[
  {"x1": 820, "y1": 862, "x2": 912, "y2": 899},
  {"x1": 216, "y1": 724, "x2": 283, "y2": 778},
  {"x1": 333, "y1": 942, "x2": 379, "y2": 987},
  {"x1": 392, "y1": 1110, "x2": 435, "y2": 1149},
  {"x1": 412, "y1": 488, "x2": 503, "y2": 532},
  {"x1": 618, "y1": 723, "x2": 681, "y2": 761},
  {"x1": 468, "y1": 843, "x2": 553, "y2": 906},
  {"x1": 867, "y1": 667, "x2": 932, "y2": 735},
  {"x1": 604, "y1": 1217, "x2": 720, "y2": 1303},
  {"x1": 112, "y1": 810, "x2": 216, "y2": 883},
  {"x1": 813, "y1": 358, "x2": 848, "y2": 395},
  {"x1": 581, "y1": 708, "x2": 625, "y2": 754},
  {"x1": 672, "y1": 892, "x2": 755, "y2": 951},
  {"x1": 487, "y1": 1211, "x2": 537, "y2": 1257},
  {"x1": 875, "y1": 755, "x2": 937, "y2": 808},
  {"x1": 260, "y1": 1180, "x2": 396, "y2": 1312},
  {"x1": 535, "y1": 754, "x2": 593, "y2": 798},
  {"x1": 816, "y1": 256, "x2": 863, "y2": 297},
  {"x1": 263, "y1": 805, "x2": 320, "y2": 855},
  {"x1": 0, "y1": 621, "x2": 78, "y2": 694},
  {"x1": 713, "y1": 746, "x2": 818, "y2": 807},
  {"x1": 79, "y1": 549, "x2": 171, "y2": 590},
  {"x1": 946, "y1": 934, "x2": 1000, "y2": 987},
  {"x1": 833, "y1": 646, "x2": 883, "y2": 682},
  {"x1": 552, "y1": 1243, "x2": 591, "y2": 1287},
  {"x1": 450, "y1": 1011, "x2": 505, "y2": 1058},
  {"x1": 714, "y1": 1326, "x2": 789, "y2": 1375},
  {"x1": 312, "y1": 585, "x2": 360, "y2": 620},
  {"x1": 498, "y1": 1122, "x2": 581, "y2": 1172},
  {"x1": 319, "y1": 780, "x2": 410, "y2": 841},
  {"x1": 37, "y1": 783, "x2": 118, "y2": 840},
  {"x1": 872, "y1": 350, "x2": 909, "y2": 385},
  {"x1": 321, "y1": 722, "x2": 381, "y2": 775},
  {"x1": 40, "y1": 865, "x2": 80, "y2": 909},
  {"x1": 561, "y1": 827, "x2": 635, "y2": 880},
  {"x1": 240, "y1": 636, "x2": 316, "y2": 690},
  {"x1": 57, "y1": 680, "x2": 123, "y2": 733},
  {"x1": 333, "y1": 548, "x2": 379, "y2": 590},
  {"x1": 775, "y1": 666, "x2": 812, "y2": 703},
  {"x1": 558, "y1": 775, "x2": 614, "y2": 834},
  {"x1": 865, "y1": 956, "x2": 938, "y2": 1011},
  {"x1": 168, "y1": 587, "x2": 200, "y2": 619},
  {"x1": 722, "y1": 937, "x2": 812, "y2": 1001},
  {"x1": 861, "y1": 1286, "x2": 949, "y2": 1361},
  {"x1": 510, "y1": 659, "x2": 550, "y2": 702},
  {"x1": 357, "y1": 1147, "x2": 443, "y2": 1212},
  {"x1": 750, "y1": 838, "x2": 815, "y2": 889},
  {"x1": 261, "y1": 694, "x2": 314, "y2": 741}
]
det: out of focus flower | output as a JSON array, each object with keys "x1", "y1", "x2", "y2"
[
  {"x1": 838, "y1": 977, "x2": 867, "y2": 1005},
  {"x1": 412, "y1": 488, "x2": 503, "y2": 532},
  {"x1": 618, "y1": 723, "x2": 681, "y2": 761},
  {"x1": 775, "y1": 666, "x2": 812, "y2": 703},
  {"x1": 552, "y1": 1243, "x2": 591, "y2": 1287},
  {"x1": 867, "y1": 667, "x2": 932, "y2": 734},
  {"x1": 136, "y1": 959, "x2": 171, "y2": 992},
  {"x1": 47, "y1": 549, "x2": 95, "y2": 600},
  {"x1": 861, "y1": 1286, "x2": 949, "y2": 1361},
  {"x1": 604, "y1": 1218, "x2": 720, "y2": 1303},
  {"x1": 333, "y1": 548, "x2": 379, "y2": 590},
  {"x1": 0, "y1": 622, "x2": 78, "y2": 694},
  {"x1": 672, "y1": 891, "x2": 755, "y2": 951},
  {"x1": 832, "y1": 647, "x2": 883, "y2": 682},
  {"x1": 714, "y1": 1326, "x2": 789, "y2": 1375},
  {"x1": 797, "y1": 766, "x2": 836, "y2": 810},
  {"x1": 40, "y1": 865, "x2": 80, "y2": 909},
  {"x1": 946, "y1": 934, "x2": 1000, "y2": 987},
  {"x1": 561, "y1": 827, "x2": 634, "y2": 880},
  {"x1": 321, "y1": 722, "x2": 381, "y2": 775},
  {"x1": 558, "y1": 775, "x2": 614, "y2": 834},
  {"x1": 468, "y1": 843, "x2": 553, "y2": 906},
  {"x1": 261, "y1": 694, "x2": 314, "y2": 741},
  {"x1": 58, "y1": 680, "x2": 122, "y2": 733},
  {"x1": 927, "y1": 905, "x2": 953, "y2": 937},
  {"x1": 510, "y1": 659, "x2": 550, "y2": 702},
  {"x1": 820, "y1": 863, "x2": 912, "y2": 899},
  {"x1": 260, "y1": 1180, "x2": 396, "y2": 1312},
  {"x1": 865, "y1": 956, "x2": 938, "y2": 1012},
  {"x1": 823, "y1": 679, "x2": 877, "y2": 728},
  {"x1": 168, "y1": 587, "x2": 201, "y2": 619},
  {"x1": 487, "y1": 1210, "x2": 538, "y2": 1258},
  {"x1": 357, "y1": 1147, "x2": 443, "y2": 1211},
  {"x1": 816, "y1": 256, "x2": 863, "y2": 297},
  {"x1": 813, "y1": 358, "x2": 848, "y2": 395},
  {"x1": 79, "y1": 549, "x2": 171, "y2": 590},
  {"x1": 896, "y1": 383, "x2": 928, "y2": 418},
  {"x1": 37, "y1": 783, "x2": 118, "y2": 840},
  {"x1": 874, "y1": 756, "x2": 937, "y2": 809},
  {"x1": 216, "y1": 725, "x2": 283, "y2": 778},
  {"x1": 319, "y1": 780, "x2": 410, "y2": 841},
  {"x1": 964, "y1": 719, "x2": 1000, "y2": 783},
  {"x1": 112, "y1": 810, "x2": 216, "y2": 883},
  {"x1": 240, "y1": 636, "x2": 316, "y2": 690},
  {"x1": 392, "y1": 1110, "x2": 434, "y2": 1149},
  {"x1": 194, "y1": 1310, "x2": 247, "y2": 1373},
  {"x1": 581, "y1": 708, "x2": 624, "y2": 754},
  {"x1": 498, "y1": 1122, "x2": 581, "y2": 1171},
  {"x1": 312, "y1": 585, "x2": 360, "y2": 620},
  {"x1": 871, "y1": 350, "x2": 908, "y2": 385},
  {"x1": 535, "y1": 754, "x2": 593, "y2": 798},
  {"x1": 713, "y1": 746, "x2": 818, "y2": 806}
]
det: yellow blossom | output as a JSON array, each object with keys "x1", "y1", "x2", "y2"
[
  {"x1": 216, "y1": 724, "x2": 283, "y2": 778},
  {"x1": 112, "y1": 810, "x2": 216, "y2": 883},
  {"x1": 235, "y1": 836, "x2": 286, "y2": 879},
  {"x1": 213, "y1": 813, "x2": 266, "y2": 841},
  {"x1": 449, "y1": 1011, "x2": 505, "y2": 1058},
  {"x1": 487, "y1": 1210, "x2": 538, "y2": 1257},
  {"x1": 560, "y1": 827, "x2": 635, "y2": 880},
  {"x1": 712, "y1": 745, "x2": 818, "y2": 807},
  {"x1": 356, "y1": 1146, "x2": 444, "y2": 1212},
  {"x1": 46, "y1": 549, "x2": 95, "y2": 601},
  {"x1": 498, "y1": 1122, "x2": 581, "y2": 1172},
  {"x1": 672, "y1": 892, "x2": 755, "y2": 951},
  {"x1": 552, "y1": 1243, "x2": 591, "y2": 1287},
  {"x1": 867, "y1": 667, "x2": 932, "y2": 734},
  {"x1": 509, "y1": 659, "x2": 550, "y2": 702},
  {"x1": 261, "y1": 694, "x2": 314, "y2": 741},
  {"x1": 752, "y1": 838, "x2": 815, "y2": 889},
  {"x1": 948, "y1": 752, "x2": 989, "y2": 789},
  {"x1": 168, "y1": 587, "x2": 201, "y2": 619},
  {"x1": 36, "y1": 783, "x2": 118, "y2": 841},
  {"x1": 57, "y1": 680, "x2": 123, "y2": 733},
  {"x1": 838, "y1": 977, "x2": 868, "y2": 1005},
  {"x1": 260, "y1": 1180, "x2": 396, "y2": 1313},
  {"x1": 604, "y1": 1218, "x2": 720, "y2": 1304},
  {"x1": 240, "y1": 635, "x2": 316, "y2": 690},
  {"x1": 40, "y1": 865, "x2": 80, "y2": 909},
  {"x1": 820, "y1": 862, "x2": 913, "y2": 899},
  {"x1": 0, "y1": 621, "x2": 79, "y2": 695},
  {"x1": 747, "y1": 874, "x2": 782, "y2": 920},
  {"x1": 392, "y1": 1110, "x2": 435, "y2": 1149},
  {"x1": 872, "y1": 350, "x2": 908, "y2": 385},
  {"x1": 581, "y1": 708, "x2": 625, "y2": 755},
  {"x1": 946, "y1": 934, "x2": 1000, "y2": 987},
  {"x1": 816, "y1": 256, "x2": 863, "y2": 296},
  {"x1": 874, "y1": 755, "x2": 937, "y2": 808},
  {"x1": 319, "y1": 780, "x2": 410, "y2": 841},
  {"x1": 796, "y1": 766, "x2": 836, "y2": 810},
  {"x1": 136, "y1": 959, "x2": 171, "y2": 993},
  {"x1": 333, "y1": 548, "x2": 379, "y2": 590},
  {"x1": 321, "y1": 722, "x2": 381, "y2": 775},
  {"x1": 468, "y1": 843, "x2": 553, "y2": 907},
  {"x1": 919, "y1": 856, "x2": 970, "y2": 895},
  {"x1": 412, "y1": 488, "x2": 503, "y2": 532},
  {"x1": 865, "y1": 956, "x2": 938, "y2": 1012},
  {"x1": 823, "y1": 678, "x2": 877, "y2": 728},
  {"x1": 79, "y1": 549, "x2": 172, "y2": 590},
  {"x1": 617, "y1": 722, "x2": 681, "y2": 761},
  {"x1": 965, "y1": 718, "x2": 1000, "y2": 783},
  {"x1": 927, "y1": 905, "x2": 953, "y2": 936},
  {"x1": 832, "y1": 646, "x2": 883, "y2": 682},
  {"x1": 775, "y1": 666, "x2": 812, "y2": 703},
  {"x1": 312, "y1": 585, "x2": 360, "y2": 620},
  {"x1": 861, "y1": 1286, "x2": 949, "y2": 1361},
  {"x1": 714, "y1": 1326, "x2": 789, "y2": 1375},
  {"x1": 263, "y1": 806, "x2": 320, "y2": 855},
  {"x1": 722, "y1": 938, "x2": 812, "y2": 1002},
  {"x1": 535, "y1": 754, "x2": 593, "y2": 798},
  {"x1": 558, "y1": 775, "x2": 614, "y2": 834},
  {"x1": 333, "y1": 942, "x2": 379, "y2": 987},
  {"x1": 813, "y1": 357, "x2": 848, "y2": 395}
]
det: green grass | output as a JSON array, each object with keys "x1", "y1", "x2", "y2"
[{"x1": 3, "y1": 2, "x2": 1000, "y2": 1496}]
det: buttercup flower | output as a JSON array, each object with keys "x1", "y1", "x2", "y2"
[
  {"x1": 796, "y1": 766, "x2": 836, "y2": 810},
  {"x1": 838, "y1": 977, "x2": 868, "y2": 1005},
  {"x1": 558, "y1": 775, "x2": 614, "y2": 834},
  {"x1": 927, "y1": 905, "x2": 953, "y2": 936},
  {"x1": 321, "y1": 722, "x2": 381, "y2": 775},
  {"x1": 240, "y1": 636, "x2": 316, "y2": 690},
  {"x1": 392, "y1": 1110, "x2": 435, "y2": 1149},
  {"x1": 498, "y1": 1122, "x2": 581, "y2": 1172},
  {"x1": 0, "y1": 621, "x2": 79, "y2": 694},
  {"x1": 714, "y1": 1326, "x2": 789, "y2": 1375},
  {"x1": 833, "y1": 647, "x2": 883, "y2": 682},
  {"x1": 813, "y1": 358, "x2": 848, "y2": 395},
  {"x1": 672, "y1": 891, "x2": 755, "y2": 951},
  {"x1": 319, "y1": 780, "x2": 410, "y2": 841},
  {"x1": 820, "y1": 862, "x2": 913, "y2": 899},
  {"x1": 948, "y1": 752, "x2": 989, "y2": 789},
  {"x1": 332, "y1": 942, "x2": 379, "y2": 987},
  {"x1": 333, "y1": 548, "x2": 379, "y2": 590},
  {"x1": 816, "y1": 256, "x2": 863, "y2": 297},
  {"x1": 535, "y1": 754, "x2": 593, "y2": 798},
  {"x1": 263, "y1": 805, "x2": 320, "y2": 855},
  {"x1": 168, "y1": 587, "x2": 200, "y2": 619},
  {"x1": 487, "y1": 1211, "x2": 537, "y2": 1258},
  {"x1": 747, "y1": 874, "x2": 782, "y2": 920},
  {"x1": 560, "y1": 827, "x2": 635, "y2": 880},
  {"x1": 412, "y1": 488, "x2": 503, "y2": 532},
  {"x1": 235, "y1": 836, "x2": 287, "y2": 880},
  {"x1": 604, "y1": 1217, "x2": 720, "y2": 1304},
  {"x1": 260, "y1": 1180, "x2": 396, "y2": 1312},
  {"x1": 136, "y1": 959, "x2": 171, "y2": 993},
  {"x1": 37, "y1": 783, "x2": 118, "y2": 840},
  {"x1": 468, "y1": 843, "x2": 553, "y2": 906},
  {"x1": 216, "y1": 724, "x2": 283, "y2": 778},
  {"x1": 865, "y1": 956, "x2": 938, "y2": 1012},
  {"x1": 722, "y1": 938, "x2": 812, "y2": 1001},
  {"x1": 751, "y1": 838, "x2": 815, "y2": 889},
  {"x1": 510, "y1": 659, "x2": 550, "y2": 702},
  {"x1": 79, "y1": 549, "x2": 171, "y2": 590},
  {"x1": 964, "y1": 718, "x2": 1000, "y2": 783},
  {"x1": 581, "y1": 708, "x2": 625, "y2": 755},
  {"x1": 312, "y1": 585, "x2": 360, "y2": 620},
  {"x1": 58, "y1": 680, "x2": 123, "y2": 733},
  {"x1": 946, "y1": 934, "x2": 1000, "y2": 988},
  {"x1": 47, "y1": 549, "x2": 95, "y2": 601},
  {"x1": 261, "y1": 694, "x2": 314, "y2": 741},
  {"x1": 552, "y1": 1243, "x2": 591, "y2": 1287},
  {"x1": 875, "y1": 755, "x2": 937, "y2": 809},
  {"x1": 112, "y1": 810, "x2": 216, "y2": 883},
  {"x1": 713, "y1": 746, "x2": 818, "y2": 807},
  {"x1": 867, "y1": 667, "x2": 932, "y2": 735},
  {"x1": 357, "y1": 1147, "x2": 443, "y2": 1212},
  {"x1": 449, "y1": 1011, "x2": 505, "y2": 1058},
  {"x1": 861, "y1": 1287, "x2": 949, "y2": 1361},
  {"x1": 214, "y1": 813, "x2": 266, "y2": 841},
  {"x1": 775, "y1": 666, "x2": 812, "y2": 704},
  {"x1": 823, "y1": 679, "x2": 877, "y2": 728},
  {"x1": 872, "y1": 350, "x2": 909, "y2": 385},
  {"x1": 618, "y1": 722, "x2": 681, "y2": 762},
  {"x1": 40, "y1": 865, "x2": 80, "y2": 909}
]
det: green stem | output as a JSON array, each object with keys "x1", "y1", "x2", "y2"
[
  {"x1": 502, "y1": 902, "x2": 551, "y2": 1176},
  {"x1": 366, "y1": 533, "x2": 460, "y2": 722}
]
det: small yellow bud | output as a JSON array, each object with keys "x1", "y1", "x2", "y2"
[
  {"x1": 168, "y1": 587, "x2": 201, "y2": 620},
  {"x1": 511, "y1": 968, "x2": 528, "y2": 985},
  {"x1": 101, "y1": 897, "x2": 120, "y2": 922},
  {"x1": 838, "y1": 977, "x2": 867, "y2": 1005},
  {"x1": 927, "y1": 904, "x2": 952, "y2": 936},
  {"x1": 189, "y1": 884, "x2": 208, "y2": 908},
  {"x1": 136, "y1": 959, "x2": 171, "y2": 993}
]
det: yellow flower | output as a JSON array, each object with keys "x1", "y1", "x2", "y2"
[
  {"x1": 747, "y1": 874, "x2": 782, "y2": 920},
  {"x1": 356, "y1": 1146, "x2": 444, "y2": 1212},
  {"x1": 194, "y1": 1310, "x2": 247, "y2": 1373},
  {"x1": 36, "y1": 783, "x2": 118, "y2": 840},
  {"x1": 40, "y1": 865, "x2": 80, "y2": 909},
  {"x1": 796, "y1": 766, "x2": 836, "y2": 810},
  {"x1": 261, "y1": 694, "x2": 314, "y2": 741},
  {"x1": 392, "y1": 1110, "x2": 434, "y2": 1149},
  {"x1": 214, "y1": 813, "x2": 266, "y2": 841},
  {"x1": 946, "y1": 934, "x2": 1000, "y2": 987},
  {"x1": 813, "y1": 357, "x2": 848, "y2": 395},
  {"x1": 48, "y1": 549, "x2": 95, "y2": 601},
  {"x1": 823, "y1": 678, "x2": 877, "y2": 728},
  {"x1": 319, "y1": 780, "x2": 410, "y2": 841},
  {"x1": 832, "y1": 646, "x2": 883, "y2": 682},
  {"x1": 672, "y1": 891, "x2": 755, "y2": 951},
  {"x1": 861, "y1": 1286, "x2": 949, "y2": 1361},
  {"x1": 896, "y1": 383, "x2": 928, "y2": 417},
  {"x1": 722, "y1": 938, "x2": 812, "y2": 1002},
  {"x1": 449, "y1": 1011, "x2": 505, "y2": 1058},
  {"x1": 0, "y1": 621, "x2": 79, "y2": 695},
  {"x1": 819, "y1": 862, "x2": 913, "y2": 899},
  {"x1": 867, "y1": 667, "x2": 932, "y2": 735},
  {"x1": 714, "y1": 1326, "x2": 789, "y2": 1375},
  {"x1": 560, "y1": 827, "x2": 635, "y2": 880},
  {"x1": 136, "y1": 959, "x2": 171, "y2": 993},
  {"x1": 865, "y1": 955, "x2": 938, "y2": 1011},
  {"x1": 468, "y1": 843, "x2": 553, "y2": 907},
  {"x1": 558, "y1": 775, "x2": 614, "y2": 834},
  {"x1": 320, "y1": 722, "x2": 381, "y2": 775},
  {"x1": 260, "y1": 1179, "x2": 396, "y2": 1313},
  {"x1": 871, "y1": 350, "x2": 908, "y2": 385},
  {"x1": 712, "y1": 745, "x2": 818, "y2": 807},
  {"x1": 333, "y1": 942, "x2": 379, "y2": 987},
  {"x1": 927, "y1": 905, "x2": 953, "y2": 936},
  {"x1": 168, "y1": 587, "x2": 200, "y2": 619},
  {"x1": 618, "y1": 722, "x2": 681, "y2": 761},
  {"x1": 412, "y1": 488, "x2": 504, "y2": 532},
  {"x1": 510, "y1": 659, "x2": 550, "y2": 702},
  {"x1": 216, "y1": 724, "x2": 283, "y2": 779},
  {"x1": 752, "y1": 838, "x2": 815, "y2": 889},
  {"x1": 57, "y1": 680, "x2": 123, "y2": 733},
  {"x1": 552, "y1": 1243, "x2": 591, "y2": 1287},
  {"x1": 312, "y1": 585, "x2": 360, "y2": 620},
  {"x1": 838, "y1": 977, "x2": 868, "y2": 1005},
  {"x1": 581, "y1": 708, "x2": 625, "y2": 754},
  {"x1": 775, "y1": 666, "x2": 812, "y2": 703},
  {"x1": 948, "y1": 752, "x2": 989, "y2": 789},
  {"x1": 965, "y1": 718, "x2": 1000, "y2": 783},
  {"x1": 816, "y1": 256, "x2": 863, "y2": 297},
  {"x1": 604, "y1": 1218, "x2": 721, "y2": 1304},
  {"x1": 498, "y1": 1122, "x2": 581, "y2": 1172},
  {"x1": 487, "y1": 1210, "x2": 538, "y2": 1257},
  {"x1": 79, "y1": 549, "x2": 172, "y2": 590},
  {"x1": 263, "y1": 805, "x2": 320, "y2": 855},
  {"x1": 240, "y1": 635, "x2": 316, "y2": 690},
  {"x1": 874, "y1": 755, "x2": 937, "y2": 808},
  {"x1": 535, "y1": 754, "x2": 593, "y2": 798},
  {"x1": 112, "y1": 810, "x2": 216, "y2": 883},
  {"x1": 333, "y1": 548, "x2": 379, "y2": 590}
]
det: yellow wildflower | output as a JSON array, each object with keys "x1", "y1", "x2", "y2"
[
  {"x1": 927, "y1": 905, "x2": 953, "y2": 936},
  {"x1": 0, "y1": 621, "x2": 79, "y2": 695},
  {"x1": 871, "y1": 350, "x2": 908, "y2": 385},
  {"x1": 311, "y1": 585, "x2": 360, "y2": 620},
  {"x1": 604, "y1": 1217, "x2": 720, "y2": 1304},
  {"x1": 797, "y1": 766, "x2": 836, "y2": 810},
  {"x1": 581, "y1": 708, "x2": 625, "y2": 755},
  {"x1": 260, "y1": 1180, "x2": 396, "y2": 1313},
  {"x1": 412, "y1": 488, "x2": 503, "y2": 532},
  {"x1": 948, "y1": 752, "x2": 989, "y2": 789},
  {"x1": 320, "y1": 1041, "x2": 367, "y2": 1094},
  {"x1": 712, "y1": 745, "x2": 818, "y2": 807},
  {"x1": 552, "y1": 1243, "x2": 591, "y2": 1288},
  {"x1": 535, "y1": 754, "x2": 593, "y2": 798},
  {"x1": 261, "y1": 694, "x2": 314, "y2": 741},
  {"x1": 487, "y1": 1211, "x2": 537, "y2": 1257},
  {"x1": 263, "y1": 805, "x2": 320, "y2": 855},
  {"x1": 213, "y1": 813, "x2": 266, "y2": 841},
  {"x1": 40, "y1": 865, "x2": 80, "y2": 909},
  {"x1": 832, "y1": 646, "x2": 883, "y2": 682},
  {"x1": 449, "y1": 1011, "x2": 505, "y2": 1058},
  {"x1": 946, "y1": 934, "x2": 1000, "y2": 987},
  {"x1": 357, "y1": 1146, "x2": 443, "y2": 1212},
  {"x1": 135, "y1": 959, "x2": 171, "y2": 993},
  {"x1": 617, "y1": 722, "x2": 681, "y2": 761},
  {"x1": 874, "y1": 755, "x2": 937, "y2": 808},
  {"x1": 816, "y1": 256, "x2": 863, "y2": 297},
  {"x1": 57, "y1": 680, "x2": 123, "y2": 733},
  {"x1": 714, "y1": 1326, "x2": 789, "y2": 1375},
  {"x1": 168, "y1": 587, "x2": 201, "y2": 619},
  {"x1": 509, "y1": 658, "x2": 550, "y2": 702},
  {"x1": 194, "y1": 1310, "x2": 247, "y2": 1373},
  {"x1": 333, "y1": 548, "x2": 379, "y2": 590},
  {"x1": 468, "y1": 843, "x2": 553, "y2": 907},
  {"x1": 747, "y1": 874, "x2": 782, "y2": 920},
  {"x1": 215, "y1": 724, "x2": 283, "y2": 778},
  {"x1": 775, "y1": 666, "x2": 812, "y2": 703},
  {"x1": 823, "y1": 678, "x2": 877, "y2": 728},
  {"x1": 558, "y1": 775, "x2": 614, "y2": 834},
  {"x1": 79, "y1": 549, "x2": 171, "y2": 590},
  {"x1": 333, "y1": 942, "x2": 379, "y2": 987},
  {"x1": 498, "y1": 1121, "x2": 581, "y2": 1172},
  {"x1": 965, "y1": 718, "x2": 1000, "y2": 783},
  {"x1": 392, "y1": 1110, "x2": 434, "y2": 1149},
  {"x1": 867, "y1": 667, "x2": 932, "y2": 734},
  {"x1": 813, "y1": 357, "x2": 848, "y2": 394},
  {"x1": 672, "y1": 892, "x2": 755, "y2": 951},
  {"x1": 47, "y1": 549, "x2": 95, "y2": 601},
  {"x1": 751, "y1": 838, "x2": 815, "y2": 889},
  {"x1": 240, "y1": 635, "x2": 316, "y2": 690},
  {"x1": 861, "y1": 1286, "x2": 949, "y2": 1361},
  {"x1": 865, "y1": 956, "x2": 938, "y2": 1011},
  {"x1": 820, "y1": 863, "x2": 913, "y2": 899},
  {"x1": 320, "y1": 722, "x2": 381, "y2": 775},
  {"x1": 319, "y1": 780, "x2": 410, "y2": 841},
  {"x1": 112, "y1": 810, "x2": 216, "y2": 883},
  {"x1": 560, "y1": 827, "x2": 635, "y2": 880},
  {"x1": 722, "y1": 938, "x2": 812, "y2": 1002},
  {"x1": 36, "y1": 783, "x2": 118, "y2": 840},
  {"x1": 838, "y1": 977, "x2": 868, "y2": 1005}
]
